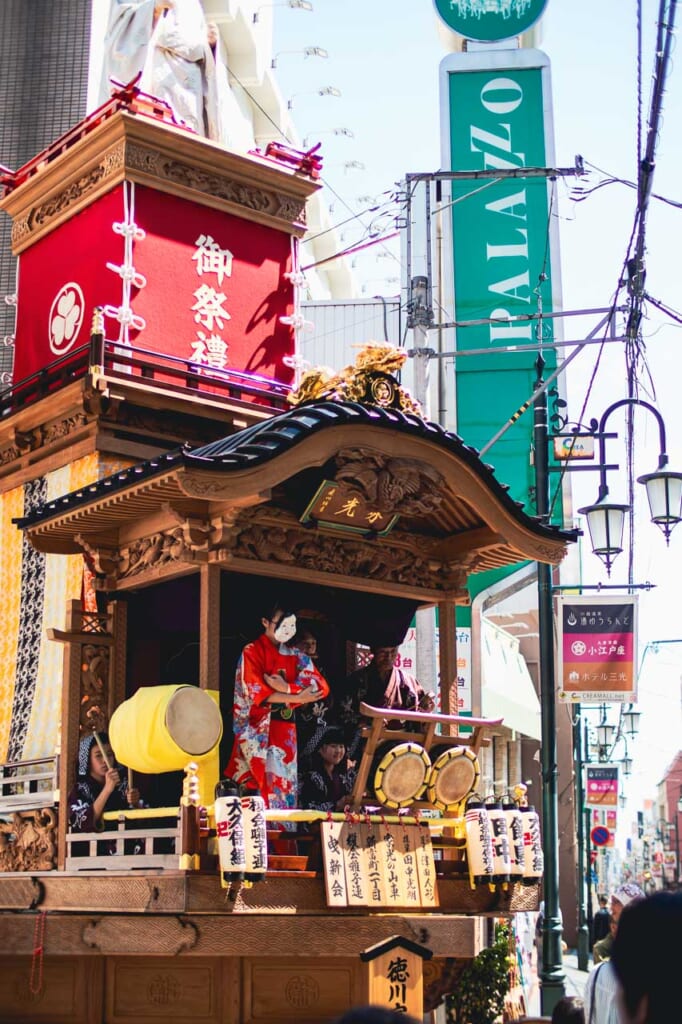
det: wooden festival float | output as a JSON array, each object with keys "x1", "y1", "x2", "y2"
[{"x1": 0, "y1": 84, "x2": 575, "y2": 1023}]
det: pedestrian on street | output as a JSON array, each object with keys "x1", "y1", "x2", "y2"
[
  {"x1": 584, "y1": 883, "x2": 644, "y2": 1024},
  {"x1": 611, "y1": 890, "x2": 682, "y2": 1024}
]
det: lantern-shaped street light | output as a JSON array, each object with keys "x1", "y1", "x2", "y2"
[
  {"x1": 596, "y1": 716, "x2": 615, "y2": 758},
  {"x1": 623, "y1": 706, "x2": 642, "y2": 738},
  {"x1": 578, "y1": 398, "x2": 682, "y2": 574}
]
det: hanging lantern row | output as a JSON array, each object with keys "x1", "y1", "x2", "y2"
[{"x1": 464, "y1": 794, "x2": 543, "y2": 890}]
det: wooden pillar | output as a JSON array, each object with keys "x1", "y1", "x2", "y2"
[
  {"x1": 109, "y1": 598, "x2": 127, "y2": 712},
  {"x1": 57, "y1": 601, "x2": 84, "y2": 870},
  {"x1": 199, "y1": 564, "x2": 221, "y2": 691},
  {"x1": 438, "y1": 600, "x2": 457, "y2": 724}
]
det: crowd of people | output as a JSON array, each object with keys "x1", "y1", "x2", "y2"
[{"x1": 534, "y1": 882, "x2": 682, "y2": 1024}]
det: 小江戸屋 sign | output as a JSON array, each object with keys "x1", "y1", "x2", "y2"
[
  {"x1": 434, "y1": 0, "x2": 549, "y2": 43},
  {"x1": 556, "y1": 596, "x2": 638, "y2": 703}
]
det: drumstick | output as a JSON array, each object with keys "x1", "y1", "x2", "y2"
[
  {"x1": 92, "y1": 729, "x2": 113, "y2": 772},
  {"x1": 127, "y1": 767, "x2": 135, "y2": 806}
]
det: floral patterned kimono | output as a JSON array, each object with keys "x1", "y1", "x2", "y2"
[{"x1": 225, "y1": 633, "x2": 329, "y2": 808}]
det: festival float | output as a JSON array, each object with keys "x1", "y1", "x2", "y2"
[{"x1": 0, "y1": 80, "x2": 574, "y2": 1023}]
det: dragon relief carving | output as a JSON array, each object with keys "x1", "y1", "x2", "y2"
[
  {"x1": 334, "y1": 448, "x2": 445, "y2": 517},
  {"x1": 32, "y1": 165, "x2": 109, "y2": 229},
  {"x1": 0, "y1": 444, "x2": 21, "y2": 467},
  {"x1": 0, "y1": 809, "x2": 57, "y2": 872},
  {"x1": 117, "y1": 519, "x2": 211, "y2": 579},
  {"x1": 127, "y1": 146, "x2": 274, "y2": 214},
  {"x1": 80, "y1": 643, "x2": 111, "y2": 736},
  {"x1": 222, "y1": 509, "x2": 463, "y2": 591},
  {"x1": 275, "y1": 194, "x2": 307, "y2": 224},
  {"x1": 41, "y1": 413, "x2": 89, "y2": 445}
]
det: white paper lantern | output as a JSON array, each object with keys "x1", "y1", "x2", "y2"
[
  {"x1": 241, "y1": 792, "x2": 268, "y2": 881},
  {"x1": 464, "y1": 800, "x2": 495, "y2": 884}
]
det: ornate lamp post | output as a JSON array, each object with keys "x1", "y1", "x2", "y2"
[{"x1": 578, "y1": 398, "x2": 682, "y2": 574}]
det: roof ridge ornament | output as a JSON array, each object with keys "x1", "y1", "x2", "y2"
[{"x1": 287, "y1": 342, "x2": 423, "y2": 417}]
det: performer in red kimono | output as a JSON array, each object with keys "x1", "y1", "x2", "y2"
[{"x1": 225, "y1": 605, "x2": 329, "y2": 809}]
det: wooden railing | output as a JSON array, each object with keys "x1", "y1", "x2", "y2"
[
  {"x1": 0, "y1": 757, "x2": 59, "y2": 813},
  {"x1": 0, "y1": 330, "x2": 291, "y2": 419}
]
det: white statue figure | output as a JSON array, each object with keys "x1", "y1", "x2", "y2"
[{"x1": 100, "y1": 0, "x2": 229, "y2": 145}]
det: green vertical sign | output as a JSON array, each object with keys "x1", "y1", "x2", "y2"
[{"x1": 446, "y1": 58, "x2": 562, "y2": 607}]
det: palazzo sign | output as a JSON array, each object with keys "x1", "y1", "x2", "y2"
[
  {"x1": 557, "y1": 596, "x2": 638, "y2": 703},
  {"x1": 434, "y1": 1, "x2": 549, "y2": 42},
  {"x1": 441, "y1": 50, "x2": 560, "y2": 509}
]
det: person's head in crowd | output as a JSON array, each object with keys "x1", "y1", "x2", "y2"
[
  {"x1": 332, "y1": 1007, "x2": 419, "y2": 1024},
  {"x1": 598, "y1": 894, "x2": 608, "y2": 909},
  {"x1": 296, "y1": 627, "x2": 319, "y2": 660},
  {"x1": 551, "y1": 996, "x2": 585, "y2": 1024},
  {"x1": 78, "y1": 732, "x2": 115, "y2": 783},
  {"x1": 611, "y1": 890, "x2": 682, "y2": 1024},
  {"x1": 260, "y1": 602, "x2": 297, "y2": 646},
  {"x1": 610, "y1": 881, "x2": 644, "y2": 926},
  {"x1": 370, "y1": 644, "x2": 400, "y2": 681},
  {"x1": 314, "y1": 726, "x2": 347, "y2": 773}
]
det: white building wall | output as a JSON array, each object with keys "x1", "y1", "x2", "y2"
[{"x1": 88, "y1": 0, "x2": 355, "y2": 301}]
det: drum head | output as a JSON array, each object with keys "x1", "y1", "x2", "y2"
[
  {"x1": 427, "y1": 746, "x2": 479, "y2": 812},
  {"x1": 165, "y1": 686, "x2": 223, "y2": 756},
  {"x1": 373, "y1": 742, "x2": 431, "y2": 809}
]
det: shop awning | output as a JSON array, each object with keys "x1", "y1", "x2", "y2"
[{"x1": 480, "y1": 618, "x2": 541, "y2": 741}]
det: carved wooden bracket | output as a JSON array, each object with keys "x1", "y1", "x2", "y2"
[
  {"x1": 0, "y1": 810, "x2": 57, "y2": 872},
  {"x1": 334, "y1": 448, "x2": 445, "y2": 517}
]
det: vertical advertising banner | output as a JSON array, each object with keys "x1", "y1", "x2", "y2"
[
  {"x1": 557, "y1": 596, "x2": 638, "y2": 702},
  {"x1": 585, "y1": 765, "x2": 619, "y2": 809},
  {"x1": 440, "y1": 50, "x2": 561, "y2": 512}
]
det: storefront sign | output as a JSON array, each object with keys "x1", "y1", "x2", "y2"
[
  {"x1": 442, "y1": 50, "x2": 561, "y2": 512},
  {"x1": 585, "y1": 765, "x2": 619, "y2": 810},
  {"x1": 557, "y1": 596, "x2": 638, "y2": 703},
  {"x1": 434, "y1": 0, "x2": 549, "y2": 42}
]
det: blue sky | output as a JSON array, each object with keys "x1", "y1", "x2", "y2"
[{"x1": 273, "y1": 0, "x2": 682, "y2": 819}]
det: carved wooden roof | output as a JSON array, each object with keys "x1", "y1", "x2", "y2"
[{"x1": 17, "y1": 401, "x2": 577, "y2": 600}]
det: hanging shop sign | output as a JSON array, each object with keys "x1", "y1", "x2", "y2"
[
  {"x1": 320, "y1": 820, "x2": 438, "y2": 909},
  {"x1": 441, "y1": 49, "x2": 561, "y2": 514},
  {"x1": 433, "y1": 0, "x2": 549, "y2": 43},
  {"x1": 556, "y1": 595, "x2": 638, "y2": 703},
  {"x1": 585, "y1": 765, "x2": 619, "y2": 810}
]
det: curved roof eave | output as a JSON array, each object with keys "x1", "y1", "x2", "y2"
[{"x1": 16, "y1": 401, "x2": 577, "y2": 564}]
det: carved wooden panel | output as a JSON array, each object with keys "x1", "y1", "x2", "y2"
[
  {"x1": 0, "y1": 809, "x2": 57, "y2": 871},
  {"x1": 0, "y1": 955, "x2": 103, "y2": 1023},
  {"x1": 104, "y1": 957, "x2": 235, "y2": 1023},
  {"x1": 242, "y1": 957, "x2": 366, "y2": 1023}
]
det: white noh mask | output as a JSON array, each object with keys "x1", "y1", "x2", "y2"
[{"x1": 274, "y1": 614, "x2": 297, "y2": 645}]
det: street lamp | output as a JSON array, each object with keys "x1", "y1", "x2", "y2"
[
  {"x1": 533, "y1": 353, "x2": 566, "y2": 1010},
  {"x1": 578, "y1": 398, "x2": 682, "y2": 574},
  {"x1": 623, "y1": 705, "x2": 642, "y2": 737},
  {"x1": 287, "y1": 86, "x2": 341, "y2": 109},
  {"x1": 302, "y1": 128, "x2": 353, "y2": 146},
  {"x1": 254, "y1": 0, "x2": 313, "y2": 23},
  {"x1": 272, "y1": 46, "x2": 328, "y2": 68}
]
